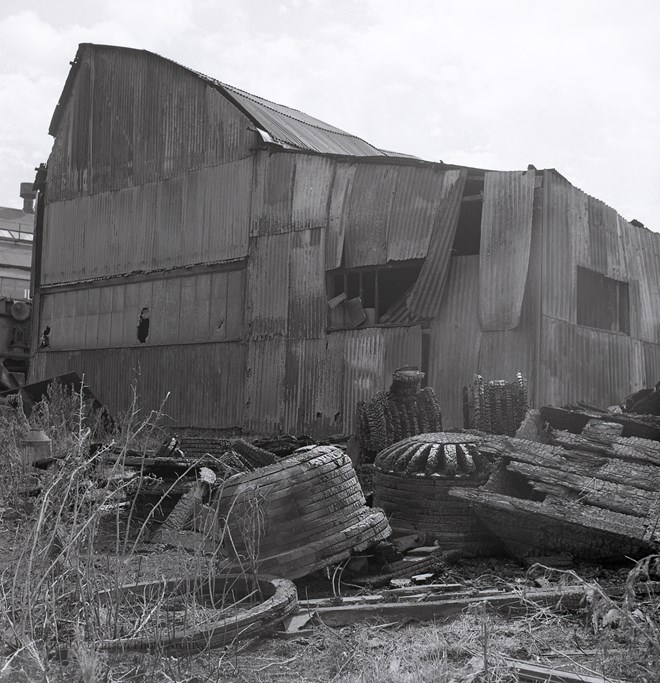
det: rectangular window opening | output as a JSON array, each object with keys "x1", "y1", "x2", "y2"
[
  {"x1": 576, "y1": 266, "x2": 630, "y2": 335},
  {"x1": 451, "y1": 174, "x2": 484, "y2": 256},
  {"x1": 326, "y1": 261, "x2": 423, "y2": 329}
]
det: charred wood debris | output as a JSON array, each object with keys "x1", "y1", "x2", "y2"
[{"x1": 13, "y1": 372, "x2": 660, "y2": 649}]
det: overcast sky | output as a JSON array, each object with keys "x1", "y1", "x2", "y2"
[{"x1": 1, "y1": 0, "x2": 658, "y2": 229}]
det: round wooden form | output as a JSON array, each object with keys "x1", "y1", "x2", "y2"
[
  {"x1": 373, "y1": 469, "x2": 496, "y2": 553},
  {"x1": 216, "y1": 446, "x2": 391, "y2": 579},
  {"x1": 95, "y1": 574, "x2": 297, "y2": 653}
]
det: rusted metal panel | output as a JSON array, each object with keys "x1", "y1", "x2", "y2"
[
  {"x1": 408, "y1": 169, "x2": 466, "y2": 319},
  {"x1": 386, "y1": 166, "x2": 450, "y2": 262},
  {"x1": 634, "y1": 226, "x2": 660, "y2": 344},
  {"x1": 47, "y1": 45, "x2": 254, "y2": 202},
  {"x1": 342, "y1": 164, "x2": 398, "y2": 268},
  {"x1": 427, "y1": 255, "x2": 480, "y2": 428},
  {"x1": 325, "y1": 162, "x2": 356, "y2": 270},
  {"x1": 244, "y1": 337, "x2": 286, "y2": 433},
  {"x1": 288, "y1": 228, "x2": 326, "y2": 341},
  {"x1": 642, "y1": 342, "x2": 660, "y2": 386},
  {"x1": 479, "y1": 169, "x2": 535, "y2": 331},
  {"x1": 317, "y1": 333, "x2": 346, "y2": 434},
  {"x1": 38, "y1": 269, "x2": 244, "y2": 350},
  {"x1": 221, "y1": 82, "x2": 385, "y2": 157},
  {"x1": 42, "y1": 158, "x2": 251, "y2": 285},
  {"x1": 246, "y1": 234, "x2": 290, "y2": 339},
  {"x1": 30, "y1": 342, "x2": 246, "y2": 429}
]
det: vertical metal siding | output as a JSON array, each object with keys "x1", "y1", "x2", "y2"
[
  {"x1": 41, "y1": 158, "x2": 251, "y2": 285},
  {"x1": 39, "y1": 269, "x2": 245, "y2": 350},
  {"x1": 427, "y1": 255, "x2": 480, "y2": 428},
  {"x1": 382, "y1": 325, "x2": 422, "y2": 381},
  {"x1": 246, "y1": 233, "x2": 290, "y2": 339},
  {"x1": 244, "y1": 337, "x2": 286, "y2": 433},
  {"x1": 291, "y1": 155, "x2": 334, "y2": 230},
  {"x1": 408, "y1": 169, "x2": 466, "y2": 319},
  {"x1": 250, "y1": 153, "x2": 295, "y2": 236},
  {"x1": 325, "y1": 162, "x2": 356, "y2": 270},
  {"x1": 288, "y1": 228, "x2": 326, "y2": 340},
  {"x1": 342, "y1": 328, "x2": 385, "y2": 433},
  {"x1": 342, "y1": 164, "x2": 397, "y2": 268},
  {"x1": 479, "y1": 170, "x2": 535, "y2": 331},
  {"x1": 386, "y1": 166, "x2": 450, "y2": 262},
  {"x1": 30, "y1": 342, "x2": 246, "y2": 428},
  {"x1": 47, "y1": 46, "x2": 255, "y2": 202}
]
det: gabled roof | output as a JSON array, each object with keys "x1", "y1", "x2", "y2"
[{"x1": 50, "y1": 44, "x2": 405, "y2": 158}]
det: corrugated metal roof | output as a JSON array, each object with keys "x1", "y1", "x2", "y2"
[
  {"x1": 408, "y1": 169, "x2": 466, "y2": 319},
  {"x1": 479, "y1": 170, "x2": 535, "y2": 331},
  {"x1": 29, "y1": 342, "x2": 246, "y2": 429}
]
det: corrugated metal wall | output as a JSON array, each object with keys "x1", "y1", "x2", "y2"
[
  {"x1": 47, "y1": 46, "x2": 255, "y2": 203},
  {"x1": 30, "y1": 342, "x2": 246, "y2": 428},
  {"x1": 42, "y1": 158, "x2": 252, "y2": 284},
  {"x1": 538, "y1": 169, "x2": 660, "y2": 408},
  {"x1": 39, "y1": 268, "x2": 245, "y2": 350}
]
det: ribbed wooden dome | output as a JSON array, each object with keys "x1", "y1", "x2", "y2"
[{"x1": 374, "y1": 433, "x2": 485, "y2": 477}]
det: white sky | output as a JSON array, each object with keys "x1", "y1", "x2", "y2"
[{"x1": 1, "y1": 0, "x2": 658, "y2": 229}]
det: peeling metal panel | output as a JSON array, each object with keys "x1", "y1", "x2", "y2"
[
  {"x1": 42, "y1": 158, "x2": 251, "y2": 285},
  {"x1": 342, "y1": 164, "x2": 398, "y2": 268},
  {"x1": 427, "y1": 255, "x2": 480, "y2": 428},
  {"x1": 408, "y1": 169, "x2": 466, "y2": 319},
  {"x1": 244, "y1": 337, "x2": 286, "y2": 433},
  {"x1": 246, "y1": 233, "x2": 290, "y2": 339},
  {"x1": 317, "y1": 333, "x2": 345, "y2": 433},
  {"x1": 39, "y1": 269, "x2": 245, "y2": 350},
  {"x1": 479, "y1": 169, "x2": 535, "y2": 331},
  {"x1": 29, "y1": 342, "x2": 246, "y2": 428},
  {"x1": 325, "y1": 162, "x2": 356, "y2": 270},
  {"x1": 386, "y1": 166, "x2": 449, "y2": 262},
  {"x1": 47, "y1": 45, "x2": 254, "y2": 202},
  {"x1": 288, "y1": 228, "x2": 326, "y2": 340}
]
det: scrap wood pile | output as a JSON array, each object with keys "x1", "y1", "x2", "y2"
[{"x1": 451, "y1": 406, "x2": 660, "y2": 562}]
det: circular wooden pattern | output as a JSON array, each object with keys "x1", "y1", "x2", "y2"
[
  {"x1": 216, "y1": 446, "x2": 391, "y2": 579},
  {"x1": 373, "y1": 433, "x2": 497, "y2": 554},
  {"x1": 96, "y1": 574, "x2": 298, "y2": 653},
  {"x1": 374, "y1": 432, "x2": 485, "y2": 477}
]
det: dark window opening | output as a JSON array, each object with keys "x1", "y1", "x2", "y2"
[
  {"x1": 137, "y1": 307, "x2": 150, "y2": 343},
  {"x1": 452, "y1": 174, "x2": 484, "y2": 256},
  {"x1": 327, "y1": 261, "x2": 423, "y2": 329},
  {"x1": 576, "y1": 267, "x2": 630, "y2": 335}
]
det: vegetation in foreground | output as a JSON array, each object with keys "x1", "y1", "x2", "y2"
[{"x1": 0, "y1": 384, "x2": 658, "y2": 682}]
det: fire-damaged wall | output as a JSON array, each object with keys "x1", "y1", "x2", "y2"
[{"x1": 32, "y1": 44, "x2": 660, "y2": 435}]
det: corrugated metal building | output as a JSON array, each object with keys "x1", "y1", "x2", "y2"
[{"x1": 31, "y1": 44, "x2": 660, "y2": 433}]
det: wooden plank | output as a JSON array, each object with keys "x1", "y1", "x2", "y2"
[{"x1": 311, "y1": 586, "x2": 587, "y2": 627}]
